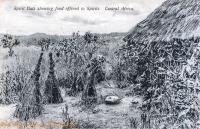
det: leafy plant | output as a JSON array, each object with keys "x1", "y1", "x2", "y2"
[
  {"x1": 1, "y1": 34, "x2": 20, "y2": 56},
  {"x1": 38, "y1": 38, "x2": 50, "y2": 51}
]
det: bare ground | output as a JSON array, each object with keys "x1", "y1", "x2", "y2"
[{"x1": 0, "y1": 81, "x2": 142, "y2": 129}]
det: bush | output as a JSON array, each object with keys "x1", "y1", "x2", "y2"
[{"x1": 0, "y1": 67, "x2": 31, "y2": 104}]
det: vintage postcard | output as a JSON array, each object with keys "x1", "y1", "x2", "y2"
[{"x1": 0, "y1": 0, "x2": 200, "y2": 129}]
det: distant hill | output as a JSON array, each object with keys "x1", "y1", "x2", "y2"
[
  {"x1": 99, "y1": 32, "x2": 126, "y2": 37},
  {"x1": 17, "y1": 33, "x2": 71, "y2": 46},
  {"x1": 0, "y1": 32, "x2": 126, "y2": 46}
]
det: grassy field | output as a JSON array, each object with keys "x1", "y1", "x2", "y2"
[{"x1": 0, "y1": 36, "x2": 144, "y2": 128}]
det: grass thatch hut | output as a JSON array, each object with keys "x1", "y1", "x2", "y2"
[
  {"x1": 122, "y1": 0, "x2": 200, "y2": 124},
  {"x1": 123, "y1": 0, "x2": 200, "y2": 88},
  {"x1": 124, "y1": 0, "x2": 200, "y2": 44}
]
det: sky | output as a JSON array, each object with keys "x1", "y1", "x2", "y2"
[{"x1": 0, "y1": 0, "x2": 166, "y2": 35}]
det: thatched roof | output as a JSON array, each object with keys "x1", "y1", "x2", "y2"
[{"x1": 123, "y1": 0, "x2": 200, "y2": 43}]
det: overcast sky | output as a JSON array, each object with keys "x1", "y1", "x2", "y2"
[{"x1": 0, "y1": 0, "x2": 166, "y2": 35}]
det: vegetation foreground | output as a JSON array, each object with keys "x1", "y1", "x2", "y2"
[{"x1": 0, "y1": 31, "x2": 200, "y2": 129}]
